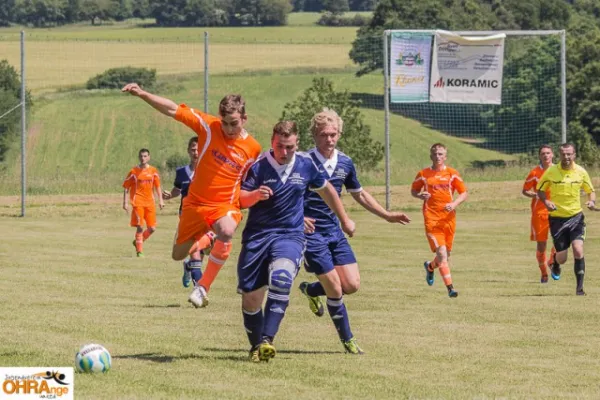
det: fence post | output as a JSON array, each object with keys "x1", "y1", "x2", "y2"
[{"x1": 20, "y1": 31, "x2": 26, "y2": 218}]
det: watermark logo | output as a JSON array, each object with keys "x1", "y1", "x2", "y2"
[{"x1": 0, "y1": 368, "x2": 73, "y2": 400}]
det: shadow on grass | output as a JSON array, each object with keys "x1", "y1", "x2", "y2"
[
  {"x1": 141, "y1": 304, "x2": 181, "y2": 308},
  {"x1": 114, "y1": 347, "x2": 342, "y2": 364},
  {"x1": 201, "y1": 347, "x2": 341, "y2": 355},
  {"x1": 498, "y1": 293, "x2": 572, "y2": 297},
  {"x1": 113, "y1": 352, "x2": 247, "y2": 363}
]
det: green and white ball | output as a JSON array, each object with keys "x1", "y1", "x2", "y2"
[{"x1": 75, "y1": 344, "x2": 111, "y2": 373}]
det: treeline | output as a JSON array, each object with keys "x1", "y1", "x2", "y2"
[
  {"x1": 350, "y1": 0, "x2": 600, "y2": 163},
  {"x1": 0, "y1": 0, "x2": 377, "y2": 27}
]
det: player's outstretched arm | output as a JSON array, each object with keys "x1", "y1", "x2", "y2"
[
  {"x1": 121, "y1": 83, "x2": 178, "y2": 118},
  {"x1": 350, "y1": 190, "x2": 410, "y2": 224},
  {"x1": 317, "y1": 182, "x2": 355, "y2": 237}
]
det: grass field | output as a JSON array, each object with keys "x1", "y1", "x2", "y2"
[
  {"x1": 2, "y1": 182, "x2": 600, "y2": 399},
  {"x1": 0, "y1": 72, "x2": 514, "y2": 195}
]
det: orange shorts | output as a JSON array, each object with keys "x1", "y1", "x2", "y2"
[
  {"x1": 424, "y1": 218, "x2": 456, "y2": 253},
  {"x1": 530, "y1": 212, "x2": 549, "y2": 242},
  {"x1": 175, "y1": 203, "x2": 243, "y2": 245},
  {"x1": 131, "y1": 206, "x2": 156, "y2": 228}
]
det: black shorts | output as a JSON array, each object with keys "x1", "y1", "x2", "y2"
[{"x1": 549, "y1": 212, "x2": 586, "y2": 252}]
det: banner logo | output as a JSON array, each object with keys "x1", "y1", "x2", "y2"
[{"x1": 1, "y1": 368, "x2": 74, "y2": 400}]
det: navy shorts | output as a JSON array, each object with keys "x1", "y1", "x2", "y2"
[
  {"x1": 550, "y1": 212, "x2": 586, "y2": 252},
  {"x1": 304, "y1": 229, "x2": 356, "y2": 275},
  {"x1": 237, "y1": 233, "x2": 305, "y2": 293}
]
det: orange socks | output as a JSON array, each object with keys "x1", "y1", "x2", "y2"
[
  {"x1": 188, "y1": 233, "x2": 215, "y2": 255},
  {"x1": 197, "y1": 240, "x2": 232, "y2": 292},
  {"x1": 134, "y1": 232, "x2": 144, "y2": 253},
  {"x1": 438, "y1": 261, "x2": 453, "y2": 286},
  {"x1": 142, "y1": 229, "x2": 154, "y2": 241},
  {"x1": 428, "y1": 259, "x2": 438, "y2": 272},
  {"x1": 536, "y1": 251, "x2": 547, "y2": 274}
]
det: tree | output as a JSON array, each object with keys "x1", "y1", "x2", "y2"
[
  {"x1": 322, "y1": 0, "x2": 348, "y2": 14},
  {"x1": 0, "y1": 0, "x2": 16, "y2": 26},
  {"x1": 0, "y1": 60, "x2": 31, "y2": 163},
  {"x1": 281, "y1": 77, "x2": 384, "y2": 171},
  {"x1": 80, "y1": 0, "x2": 113, "y2": 24}
]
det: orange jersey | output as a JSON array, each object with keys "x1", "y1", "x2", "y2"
[
  {"x1": 174, "y1": 105, "x2": 262, "y2": 207},
  {"x1": 411, "y1": 166, "x2": 467, "y2": 221},
  {"x1": 523, "y1": 165, "x2": 551, "y2": 215},
  {"x1": 122, "y1": 165, "x2": 160, "y2": 207}
]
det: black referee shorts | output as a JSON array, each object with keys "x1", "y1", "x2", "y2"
[{"x1": 549, "y1": 212, "x2": 586, "y2": 252}]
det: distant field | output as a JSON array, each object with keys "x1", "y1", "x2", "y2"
[
  {"x1": 1, "y1": 186, "x2": 600, "y2": 399},
  {"x1": 0, "y1": 40, "x2": 356, "y2": 92},
  {"x1": 0, "y1": 25, "x2": 359, "y2": 44},
  {"x1": 0, "y1": 72, "x2": 514, "y2": 195}
]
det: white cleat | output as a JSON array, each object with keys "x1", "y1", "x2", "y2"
[{"x1": 188, "y1": 285, "x2": 209, "y2": 308}]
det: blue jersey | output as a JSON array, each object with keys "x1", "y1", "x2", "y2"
[
  {"x1": 174, "y1": 165, "x2": 193, "y2": 212},
  {"x1": 241, "y1": 150, "x2": 327, "y2": 243},
  {"x1": 304, "y1": 148, "x2": 362, "y2": 232}
]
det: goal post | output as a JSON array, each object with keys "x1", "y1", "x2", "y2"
[{"x1": 383, "y1": 29, "x2": 567, "y2": 209}]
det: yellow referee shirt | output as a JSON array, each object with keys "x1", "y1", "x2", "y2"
[{"x1": 537, "y1": 163, "x2": 594, "y2": 218}]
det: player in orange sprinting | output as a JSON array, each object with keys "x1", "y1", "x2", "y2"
[
  {"x1": 122, "y1": 83, "x2": 262, "y2": 308},
  {"x1": 521, "y1": 144, "x2": 556, "y2": 283},
  {"x1": 122, "y1": 148, "x2": 164, "y2": 257},
  {"x1": 411, "y1": 143, "x2": 468, "y2": 298}
]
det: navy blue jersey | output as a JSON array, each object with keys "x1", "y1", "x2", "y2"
[
  {"x1": 241, "y1": 150, "x2": 327, "y2": 243},
  {"x1": 174, "y1": 165, "x2": 193, "y2": 212},
  {"x1": 304, "y1": 148, "x2": 362, "y2": 232}
]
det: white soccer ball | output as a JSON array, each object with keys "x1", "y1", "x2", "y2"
[{"x1": 75, "y1": 343, "x2": 112, "y2": 373}]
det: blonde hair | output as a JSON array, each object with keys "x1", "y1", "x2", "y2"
[{"x1": 310, "y1": 108, "x2": 343, "y2": 136}]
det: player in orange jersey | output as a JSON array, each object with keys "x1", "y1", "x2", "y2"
[
  {"x1": 122, "y1": 83, "x2": 262, "y2": 308},
  {"x1": 122, "y1": 148, "x2": 164, "y2": 257},
  {"x1": 522, "y1": 144, "x2": 556, "y2": 283},
  {"x1": 411, "y1": 143, "x2": 468, "y2": 298}
]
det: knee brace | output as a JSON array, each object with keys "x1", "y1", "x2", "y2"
[{"x1": 268, "y1": 258, "x2": 296, "y2": 295}]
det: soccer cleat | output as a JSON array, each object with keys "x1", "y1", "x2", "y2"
[
  {"x1": 551, "y1": 263, "x2": 561, "y2": 281},
  {"x1": 136, "y1": 252, "x2": 144, "y2": 258},
  {"x1": 188, "y1": 285, "x2": 209, "y2": 308},
  {"x1": 342, "y1": 337, "x2": 364, "y2": 355},
  {"x1": 424, "y1": 261, "x2": 434, "y2": 286},
  {"x1": 298, "y1": 282, "x2": 324, "y2": 317},
  {"x1": 541, "y1": 274, "x2": 549, "y2": 284},
  {"x1": 182, "y1": 259, "x2": 192, "y2": 288},
  {"x1": 576, "y1": 288, "x2": 586, "y2": 296},
  {"x1": 258, "y1": 340, "x2": 276, "y2": 362},
  {"x1": 448, "y1": 289, "x2": 458, "y2": 298},
  {"x1": 249, "y1": 346, "x2": 262, "y2": 363}
]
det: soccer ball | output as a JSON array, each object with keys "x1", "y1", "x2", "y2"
[{"x1": 75, "y1": 343, "x2": 112, "y2": 373}]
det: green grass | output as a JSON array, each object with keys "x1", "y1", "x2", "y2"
[
  {"x1": 2, "y1": 183, "x2": 600, "y2": 399},
  {"x1": 0, "y1": 72, "x2": 512, "y2": 195}
]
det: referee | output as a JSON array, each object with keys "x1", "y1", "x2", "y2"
[{"x1": 537, "y1": 143, "x2": 596, "y2": 296}]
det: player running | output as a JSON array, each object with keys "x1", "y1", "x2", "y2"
[
  {"x1": 122, "y1": 83, "x2": 261, "y2": 307},
  {"x1": 122, "y1": 148, "x2": 164, "y2": 257}
]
